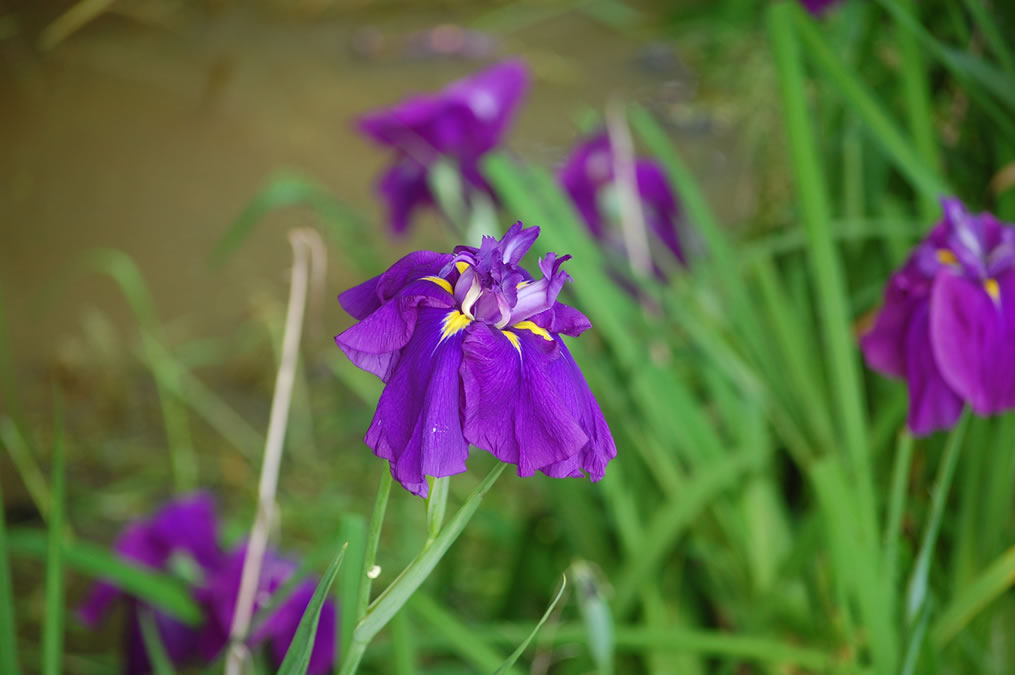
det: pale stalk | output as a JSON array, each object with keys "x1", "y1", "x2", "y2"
[
  {"x1": 606, "y1": 100, "x2": 653, "y2": 279},
  {"x1": 225, "y1": 229, "x2": 324, "y2": 675}
]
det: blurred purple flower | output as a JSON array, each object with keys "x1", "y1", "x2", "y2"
[
  {"x1": 335, "y1": 222, "x2": 616, "y2": 497},
  {"x1": 860, "y1": 198, "x2": 1015, "y2": 435},
  {"x1": 359, "y1": 60, "x2": 529, "y2": 234},
  {"x1": 559, "y1": 133, "x2": 686, "y2": 267},
  {"x1": 800, "y1": 0, "x2": 841, "y2": 15},
  {"x1": 78, "y1": 493, "x2": 223, "y2": 674},
  {"x1": 198, "y1": 545, "x2": 338, "y2": 675}
]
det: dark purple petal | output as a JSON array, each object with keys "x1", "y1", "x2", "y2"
[
  {"x1": 635, "y1": 160, "x2": 685, "y2": 264},
  {"x1": 365, "y1": 307, "x2": 470, "y2": 497},
  {"x1": 538, "y1": 338, "x2": 617, "y2": 479},
  {"x1": 461, "y1": 324, "x2": 588, "y2": 476},
  {"x1": 860, "y1": 279, "x2": 919, "y2": 380},
  {"x1": 930, "y1": 270, "x2": 1015, "y2": 415},
  {"x1": 124, "y1": 607, "x2": 203, "y2": 674},
  {"x1": 336, "y1": 278, "x2": 456, "y2": 381},
  {"x1": 902, "y1": 300, "x2": 964, "y2": 435},
  {"x1": 359, "y1": 60, "x2": 528, "y2": 157},
  {"x1": 558, "y1": 134, "x2": 612, "y2": 239},
  {"x1": 377, "y1": 160, "x2": 434, "y2": 235}
]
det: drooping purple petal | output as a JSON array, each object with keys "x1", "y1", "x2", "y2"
[
  {"x1": 902, "y1": 300, "x2": 964, "y2": 435},
  {"x1": 538, "y1": 338, "x2": 617, "y2": 480},
  {"x1": 339, "y1": 250, "x2": 454, "y2": 319},
  {"x1": 930, "y1": 270, "x2": 1015, "y2": 415},
  {"x1": 376, "y1": 160, "x2": 435, "y2": 235},
  {"x1": 635, "y1": 160, "x2": 685, "y2": 264},
  {"x1": 365, "y1": 307, "x2": 471, "y2": 497},
  {"x1": 460, "y1": 324, "x2": 588, "y2": 476}
]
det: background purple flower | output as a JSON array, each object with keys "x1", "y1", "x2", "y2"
[
  {"x1": 359, "y1": 60, "x2": 529, "y2": 234},
  {"x1": 336, "y1": 222, "x2": 616, "y2": 496},
  {"x1": 860, "y1": 198, "x2": 1015, "y2": 434},
  {"x1": 559, "y1": 133, "x2": 686, "y2": 266},
  {"x1": 800, "y1": 0, "x2": 842, "y2": 15},
  {"x1": 198, "y1": 545, "x2": 337, "y2": 675},
  {"x1": 77, "y1": 493, "x2": 223, "y2": 674}
]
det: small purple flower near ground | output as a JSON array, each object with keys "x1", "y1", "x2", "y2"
[
  {"x1": 335, "y1": 222, "x2": 617, "y2": 497},
  {"x1": 78, "y1": 495, "x2": 338, "y2": 674},
  {"x1": 559, "y1": 133, "x2": 686, "y2": 267},
  {"x1": 358, "y1": 60, "x2": 529, "y2": 234},
  {"x1": 860, "y1": 198, "x2": 1015, "y2": 435},
  {"x1": 198, "y1": 545, "x2": 338, "y2": 675},
  {"x1": 78, "y1": 493, "x2": 223, "y2": 674}
]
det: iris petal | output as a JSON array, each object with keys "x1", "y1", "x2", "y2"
[
  {"x1": 461, "y1": 324, "x2": 588, "y2": 476},
  {"x1": 901, "y1": 300, "x2": 964, "y2": 435},
  {"x1": 365, "y1": 308, "x2": 470, "y2": 497},
  {"x1": 931, "y1": 270, "x2": 1015, "y2": 415}
]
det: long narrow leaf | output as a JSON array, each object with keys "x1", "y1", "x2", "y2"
[
  {"x1": 494, "y1": 575, "x2": 567, "y2": 674},
  {"x1": 42, "y1": 405, "x2": 66, "y2": 675},
  {"x1": 6, "y1": 529, "x2": 202, "y2": 624},
  {"x1": 278, "y1": 545, "x2": 347, "y2": 675},
  {"x1": 0, "y1": 462, "x2": 20, "y2": 674}
]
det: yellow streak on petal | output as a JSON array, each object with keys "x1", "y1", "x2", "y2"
[
  {"x1": 502, "y1": 330, "x2": 521, "y2": 354},
  {"x1": 421, "y1": 275, "x2": 453, "y2": 295},
  {"x1": 455, "y1": 261, "x2": 470, "y2": 274},
  {"x1": 440, "y1": 310, "x2": 472, "y2": 343},
  {"x1": 985, "y1": 278, "x2": 1001, "y2": 302},
  {"x1": 936, "y1": 249, "x2": 958, "y2": 266},
  {"x1": 516, "y1": 280, "x2": 531, "y2": 289},
  {"x1": 511, "y1": 320, "x2": 554, "y2": 341}
]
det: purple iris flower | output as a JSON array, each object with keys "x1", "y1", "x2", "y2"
[
  {"x1": 860, "y1": 198, "x2": 1015, "y2": 435},
  {"x1": 800, "y1": 0, "x2": 842, "y2": 15},
  {"x1": 78, "y1": 493, "x2": 224, "y2": 674},
  {"x1": 335, "y1": 222, "x2": 617, "y2": 497},
  {"x1": 359, "y1": 60, "x2": 529, "y2": 234},
  {"x1": 559, "y1": 133, "x2": 686, "y2": 266},
  {"x1": 197, "y1": 545, "x2": 338, "y2": 675}
]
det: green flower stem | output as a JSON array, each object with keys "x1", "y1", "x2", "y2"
[
  {"x1": 357, "y1": 470, "x2": 393, "y2": 619},
  {"x1": 339, "y1": 463, "x2": 506, "y2": 675},
  {"x1": 906, "y1": 412, "x2": 969, "y2": 623}
]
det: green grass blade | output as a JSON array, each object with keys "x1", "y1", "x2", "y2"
[
  {"x1": 84, "y1": 250, "x2": 196, "y2": 490},
  {"x1": 212, "y1": 172, "x2": 381, "y2": 276},
  {"x1": 494, "y1": 575, "x2": 567, "y2": 675},
  {"x1": 354, "y1": 464, "x2": 506, "y2": 646},
  {"x1": 356, "y1": 470, "x2": 392, "y2": 620},
  {"x1": 278, "y1": 545, "x2": 347, "y2": 675},
  {"x1": 613, "y1": 450, "x2": 760, "y2": 614},
  {"x1": 0, "y1": 458, "x2": 20, "y2": 675},
  {"x1": 574, "y1": 562, "x2": 614, "y2": 675},
  {"x1": 932, "y1": 545, "x2": 1015, "y2": 645},
  {"x1": 337, "y1": 514, "x2": 366, "y2": 660},
  {"x1": 0, "y1": 417, "x2": 50, "y2": 522},
  {"x1": 882, "y1": 431, "x2": 914, "y2": 619},
  {"x1": 906, "y1": 413, "x2": 969, "y2": 623},
  {"x1": 42, "y1": 403, "x2": 66, "y2": 675},
  {"x1": 791, "y1": 4, "x2": 950, "y2": 200},
  {"x1": 6, "y1": 529, "x2": 202, "y2": 624},
  {"x1": 138, "y1": 609, "x2": 177, "y2": 675},
  {"x1": 391, "y1": 612, "x2": 416, "y2": 675},
  {"x1": 769, "y1": 0, "x2": 878, "y2": 552},
  {"x1": 410, "y1": 593, "x2": 518, "y2": 674},
  {"x1": 896, "y1": 0, "x2": 941, "y2": 222}
]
